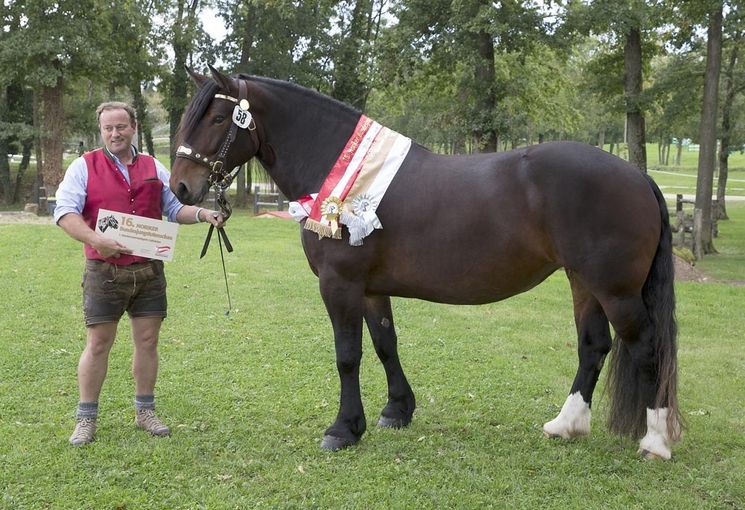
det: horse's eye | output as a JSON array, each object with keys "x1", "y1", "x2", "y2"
[{"x1": 213, "y1": 115, "x2": 226, "y2": 124}]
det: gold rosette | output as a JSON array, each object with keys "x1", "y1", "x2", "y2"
[{"x1": 321, "y1": 196, "x2": 343, "y2": 236}]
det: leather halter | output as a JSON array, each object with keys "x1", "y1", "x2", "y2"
[{"x1": 175, "y1": 80, "x2": 257, "y2": 191}]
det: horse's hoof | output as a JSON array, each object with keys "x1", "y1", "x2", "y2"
[
  {"x1": 377, "y1": 415, "x2": 409, "y2": 428},
  {"x1": 639, "y1": 448, "x2": 668, "y2": 460},
  {"x1": 543, "y1": 430, "x2": 560, "y2": 439},
  {"x1": 320, "y1": 435, "x2": 357, "y2": 451}
]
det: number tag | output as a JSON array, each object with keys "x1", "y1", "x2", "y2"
[{"x1": 232, "y1": 105, "x2": 252, "y2": 129}]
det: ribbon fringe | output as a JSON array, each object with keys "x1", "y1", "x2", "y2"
[{"x1": 304, "y1": 219, "x2": 343, "y2": 239}]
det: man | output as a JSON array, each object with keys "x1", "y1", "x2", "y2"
[{"x1": 55, "y1": 101, "x2": 224, "y2": 446}]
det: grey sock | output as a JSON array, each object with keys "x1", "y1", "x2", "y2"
[
  {"x1": 135, "y1": 394, "x2": 155, "y2": 412},
  {"x1": 76, "y1": 401, "x2": 98, "y2": 420}
]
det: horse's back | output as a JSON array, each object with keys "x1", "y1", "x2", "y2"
[
  {"x1": 309, "y1": 141, "x2": 662, "y2": 304},
  {"x1": 518, "y1": 142, "x2": 661, "y2": 293}
]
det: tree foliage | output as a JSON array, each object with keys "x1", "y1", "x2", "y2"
[{"x1": 0, "y1": 0, "x2": 742, "y2": 260}]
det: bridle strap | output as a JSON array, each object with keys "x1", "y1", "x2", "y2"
[
  {"x1": 175, "y1": 79, "x2": 256, "y2": 316},
  {"x1": 175, "y1": 80, "x2": 256, "y2": 193}
]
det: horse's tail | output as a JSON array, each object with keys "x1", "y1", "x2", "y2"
[{"x1": 607, "y1": 175, "x2": 682, "y2": 441}]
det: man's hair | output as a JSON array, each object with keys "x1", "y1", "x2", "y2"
[{"x1": 96, "y1": 101, "x2": 137, "y2": 126}]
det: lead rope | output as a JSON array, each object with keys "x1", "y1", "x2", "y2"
[
  {"x1": 200, "y1": 167, "x2": 240, "y2": 315},
  {"x1": 194, "y1": 80, "x2": 252, "y2": 316}
]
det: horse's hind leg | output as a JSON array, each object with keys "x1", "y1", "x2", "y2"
[
  {"x1": 364, "y1": 295, "x2": 416, "y2": 428},
  {"x1": 544, "y1": 272, "x2": 612, "y2": 439},
  {"x1": 603, "y1": 296, "x2": 679, "y2": 460}
]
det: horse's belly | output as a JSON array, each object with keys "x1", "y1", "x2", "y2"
[{"x1": 366, "y1": 254, "x2": 560, "y2": 305}]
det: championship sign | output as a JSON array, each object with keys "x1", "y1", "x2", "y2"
[{"x1": 96, "y1": 209, "x2": 179, "y2": 261}]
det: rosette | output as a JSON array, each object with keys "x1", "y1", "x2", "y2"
[{"x1": 321, "y1": 196, "x2": 343, "y2": 235}]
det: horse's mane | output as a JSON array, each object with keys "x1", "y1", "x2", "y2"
[
  {"x1": 176, "y1": 79, "x2": 220, "y2": 146},
  {"x1": 238, "y1": 74, "x2": 361, "y2": 117},
  {"x1": 177, "y1": 74, "x2": 360, "y2": 147}
]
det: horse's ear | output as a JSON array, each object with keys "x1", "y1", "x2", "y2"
[
  {"x1": 208, "y1": 64, "x2": 234, "y2": 92},
  {"x1": 185, "y1": 66, "x2": 208, "y2": 88}
]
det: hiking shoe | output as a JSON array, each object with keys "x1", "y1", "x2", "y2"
[
  {"x1": 135, "y1": 409, "x2": 170, "y2": 436},
  {"x1": 69, "y1": 418, "x2": 96, "y2": 446}
]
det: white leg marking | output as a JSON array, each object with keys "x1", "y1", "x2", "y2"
[
  {"x1": 543, "y1": 392, "x2": 591, "y2": 439},
  {"x1": 638, "y1": 408, "x2": 676, "y2": 460}
]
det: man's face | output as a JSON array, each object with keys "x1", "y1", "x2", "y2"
[{"x1": 99, "y1": 108, "x2": 136, "y2": 157}]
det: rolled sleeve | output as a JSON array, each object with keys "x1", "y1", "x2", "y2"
[
  {"x1": 156, "y1": 160, "x2": 185, "y2": 222},
  {"x1": 53, "y1": 157, "x2": 88, "y2": 224}
]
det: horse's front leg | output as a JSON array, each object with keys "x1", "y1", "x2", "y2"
[
  {"x1": 319, "y1": 275, "x2": 367, "y2": 451},
  {"x1": 363, "y1": 295, "x2": 416, "y2": 428}
]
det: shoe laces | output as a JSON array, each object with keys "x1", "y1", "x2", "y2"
[
  {"x1": 137, "y1": 409, "x2": 166, "y2": 429},
  {"x1": 72, "y1": 418, "x2": 95, "y2": 437}
]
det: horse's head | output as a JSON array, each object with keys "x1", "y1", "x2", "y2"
[{"x1": 170, "y1": 65, "x2": 260, "y2": 205}]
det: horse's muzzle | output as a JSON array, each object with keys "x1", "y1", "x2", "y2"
[{"x1": 171, "y1": 179, "x2": 208, "y2": 206}]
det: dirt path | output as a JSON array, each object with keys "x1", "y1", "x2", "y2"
[{"x1": 0, "y1": 211, "x2": 54, "y2": 225}]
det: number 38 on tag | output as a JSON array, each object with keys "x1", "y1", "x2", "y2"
[{"x1": 232, "y1": 105, "x2": 253, "y2": 129}]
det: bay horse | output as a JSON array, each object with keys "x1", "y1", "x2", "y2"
[{"x1": 171, "y1": 66, "x2": 682, "y2": 459}]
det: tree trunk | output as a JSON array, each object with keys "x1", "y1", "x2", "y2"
[
  {"x1": 246, "y1": 160, "x2": 253, "y2": 200},
  {"x1": 236, "y1": 3, "x2": 258, "y2": 73},
  {"x1": 664, "y1": 139, "x2": 671, "y2": 165},
  {"x1": 694, "y1": 4, "x2": 723, "y2": 257},
  {"x1": 657, "y1": 140, "x2": 663, "y2": 165},
  {"x1": 624, "y1": 26, "x2": 647, "y2": 173},
  {"x1": 0, "y1": 86, "x2": 10, "y2": 203},
  {"x1": 235, "y1": 164, "x2": 248, "y2": 207},
  {"x1": 597, "y1": 129, "x2": 605, "y2": 149},
  {"x1": 132, "y1": 82, "x2": 154, "y2": 156},
  {"x1": 716, "y1": 31, "x2": 740, "y2": 221},
  {"x1": 676, "y1": 139, "x2": 683, "y2": 166},
  {"x1": 41, "y1": 73, "x2": 65, "y2": 195},
  {"x1": 13, "y1": 139, "x2": 32, "y2": 203},
  {"x1": 32, "y1": 89, "x2": 44, "y2": 204},
  {"x1": 168, "y1": 0, "x2": 199, "y2": 166},
  {"x1": 473, "y1": 29, "x2": 497, "y2": 152}
]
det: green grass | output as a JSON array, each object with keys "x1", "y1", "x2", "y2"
[
  {"x1": 1, "y1": 211, "x2": 744, "y2": 509},
  {"x1": 598, "y1": 142, "x2": 745, "y2": 198},
  {"x1": 650, "y1": 167, "x2": 745, "y2": 198},
  {"x1": 695, "y1": 202, "x2": 745, "y2": 281}
]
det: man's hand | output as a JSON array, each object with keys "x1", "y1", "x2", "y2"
[
  {"x1": 204, "y1": 210, "x2": 225, "y2": 229},
  {"x1": 58, "y1": 212, "x2": 133, "y2": 258},
  {"x1": 92, "y1": 236, "x2": 133, "y2": 258}
]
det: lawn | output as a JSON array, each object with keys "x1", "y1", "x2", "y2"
[{"x1": 1, "y1": 204, "x2": 744, "y2": 509}]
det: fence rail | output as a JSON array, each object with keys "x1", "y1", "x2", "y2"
[{"x1": 253, "y1": 185, "x2": 286, "y2": 215}]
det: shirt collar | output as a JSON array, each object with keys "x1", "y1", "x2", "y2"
[{"x1": 103, "y1": 145, "x2": 138, "y2": 166}]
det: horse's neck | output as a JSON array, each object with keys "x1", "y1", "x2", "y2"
[{"x1": 252, "y1": 81, "x2": 360, "y2": 200}]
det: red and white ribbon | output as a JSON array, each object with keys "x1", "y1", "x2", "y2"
[{"x1": 292, "y1": 115, "x2": 411, "y2": 244}]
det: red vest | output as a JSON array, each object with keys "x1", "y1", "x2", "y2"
[{"x1": 81, "y1": 148, "x2": 163, "y2": 265}]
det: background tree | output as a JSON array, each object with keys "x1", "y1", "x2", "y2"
[
  {"x1": 216, "y1": 0, "x2": 337, "y2": 86},
  {"x1": 647, "y1": 53, "x2": 703, "y2": 166},
  {"x1": 106, "y1": 1, "x2": 165, "y2": 157},
  {"x1": 563, "y1": 0, "x2": 670, "y2": 173},
  {"x1": 1, "y1": 0, "x2": 740, "y2": 232},
  {"x1": 694, "y1": 1, "x2": 723, "y2": 257},
  {"x1": 0, "y1": 0, "x2": 112, "y2": 195},
  {"x1": 161, "y1": 0, "x2": 213, "y2": 165},
  {"x1": 374, "y1": 0, "x2": 549, "y2": 153},
  {"x1": 716, "y1": 5, "x2": 745, "y2": 220},
  {"x1": 332, "y1": 0, "x2": 374, "y2": 110},
  {"x1": 0, "y1": 82, "x2": 34, "y2": 204},
  {"x1": 214, "y1": 0, "x2": 341, "y2": 204}
]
